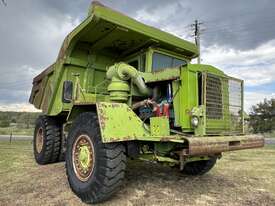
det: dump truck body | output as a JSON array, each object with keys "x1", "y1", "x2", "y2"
[{"x1": 30, "y1": 2, "x2": 264, "y2": 204}]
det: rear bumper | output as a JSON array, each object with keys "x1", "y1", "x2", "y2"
[{"x1": 183, "y1": 135, "x2": 264, "y2": 155}]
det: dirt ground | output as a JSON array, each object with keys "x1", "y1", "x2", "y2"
[{"x1": 1, "y1": 140, "x2": 275, "y2": 206}]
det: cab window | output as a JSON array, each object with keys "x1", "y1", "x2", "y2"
[
  {"x1": 127, "y1": 53, "x2": 146, "y2": 72},
  {"x1": 152, "y1": 52, "x2": 186, "y2": 71}
]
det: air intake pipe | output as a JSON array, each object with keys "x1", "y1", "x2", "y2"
[{"x1": 106, "y1": 62, "x2": 152, "y2": 102}]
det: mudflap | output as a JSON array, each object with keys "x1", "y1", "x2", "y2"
[{"x1": 183, "y1": 135, "x2": 264, "y2": 156}]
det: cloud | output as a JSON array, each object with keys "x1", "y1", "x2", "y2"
[
  {"x1": 0, "y1": 103, "x2": 40, "y2": 112},
  {"x1": 129, "y1": 0, "x2": 275, "y2": 50},
  {"x1": 202, "y1": 39, "x2": 275, "y2": 86},
  {"x1": 135, "y1": 3, "x2": 181, "y2": 24},
  {"x1": 245, "y1": 91, "x2": 275, "y2": 112},
  {"x1": 0, "y1": 1, "x2": 79, "y2": 106},
  {"x1": 0, "y1": 1, "x2": 80, "y2": 69}
]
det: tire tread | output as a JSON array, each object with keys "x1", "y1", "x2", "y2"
[
  {"x1": 182, "y1": 158, "x2": 217, "y2": 175},
  {"x1": 33, "y1": 115, "x2": 62, "y2": 164}
]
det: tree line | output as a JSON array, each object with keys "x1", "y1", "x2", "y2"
[
  {"x1": 249, "y1": 98, "x2": 275, "y2": 133},
  {"x1": 0, "y1": 111, "x2": 40, "y2": 128}
]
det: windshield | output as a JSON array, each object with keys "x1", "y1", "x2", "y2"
[{"x1": 152, "y1": 52, "x2": 186, "y2": 71}]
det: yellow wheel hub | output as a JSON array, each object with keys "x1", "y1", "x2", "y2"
[
  {"x1": 79, "y1": 145, "x2": 91, "y2": 169},
  {"x1": 72, "y1": 135, "x2": 94, "y2": 182}
]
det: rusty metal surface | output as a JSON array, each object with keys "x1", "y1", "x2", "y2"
[
  {"x1": 184, "y1": 135, "x2": 264, "y2": 155},
  {"x1": 96, "y1": 102, "x2": 148, "y2": 142}
]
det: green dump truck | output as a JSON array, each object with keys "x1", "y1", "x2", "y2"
[{"x1": 29, "y1": 2, "x2": 264, "y2": 204}]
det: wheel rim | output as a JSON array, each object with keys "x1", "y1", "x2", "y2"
[
  {"x1": 36, "y1": 127, "x2": 43, "y2": 153},
  {"x1": 72, "y1": 134, "x2": 95, "y2": 182}
]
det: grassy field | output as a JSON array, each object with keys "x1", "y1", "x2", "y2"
[
  {"x1": 263, "y1": 131, "x2": 275, "y2": 138},
  {"x1": 0, "y1": 127, "x2": 34, "y2": 136},
  {"x1": 0, "y1": 141, "x2": 275, "y2": 206}
]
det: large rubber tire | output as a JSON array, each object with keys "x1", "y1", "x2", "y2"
[
  {"x1": 33, "y1": 115, "x2": 62, "y2": 165},
  {"x1": 181, "y1": 157, "x2": 217, "y2": 175},
  {"x1": 66, "y1": 112, "x2": 126, "y2": 204}
]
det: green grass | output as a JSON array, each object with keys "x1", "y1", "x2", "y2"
[
  {"x1": 0, "y1": 141, "x2": 33, "y2": 173},
  {"x1": 0, "y1": 127, "x2": 34, "y2": 136}
]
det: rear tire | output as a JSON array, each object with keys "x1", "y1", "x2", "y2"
[
  {"x1": 66, "y1": 112, "x2": 126, "y2": 204},
  {"x1": 181, "y1": 157, "x2": 217, "y2": 175},
  {"x1": 33, "y1": 115, "x2": 62, "y2": 165}
]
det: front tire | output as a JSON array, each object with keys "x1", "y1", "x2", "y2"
[
  {"x1": 66, "y1": 112, "x2": 126, "y2": 204},
  {"x1": 33, "y1": 115, "x2": 62, "y2": 165},
  {"x1": 181, "y1": 157, "x2": 217, "y2": 175}
]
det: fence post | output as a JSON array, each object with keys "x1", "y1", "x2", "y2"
[{"x1": 9, "y1": 131, "x2": 12, "y2": 144}]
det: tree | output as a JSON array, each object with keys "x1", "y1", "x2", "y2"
[
  {"x1": 0, "y1": 120, "x2": 10, "y2": 127},
  {"x1": 249, "y1": 98, "x2": 275, "y2": 133}
]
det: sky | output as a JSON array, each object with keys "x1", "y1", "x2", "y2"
[{"x1": 0, "y1": 0, "x2": 274, "y2": 112}]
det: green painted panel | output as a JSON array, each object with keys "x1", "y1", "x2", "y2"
[
  {"x1": 172, "y1": 80, "x2": 181, "y2": 127},
  {"x1": 141, "y1": 67, "x2": 180, "y2": 83},
  {"x1": 180, "y1": 65, "x2": 198, "y2": 130},
  {"x1": 150, "y1": 117, "x2": 170, "y2": 136},
  {"x1": 96, "y1": 102, "x2": 149, "y2": 142}
]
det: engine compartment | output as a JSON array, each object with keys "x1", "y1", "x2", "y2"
[{"x1": 132, "y1": 81, "x2": 177, "y2": 130}]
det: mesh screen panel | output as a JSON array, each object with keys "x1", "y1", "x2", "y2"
[{"x1": 205, "y1": 73, "x2": 243, "y2": 135}]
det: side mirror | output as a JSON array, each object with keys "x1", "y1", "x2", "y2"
[{"x1": 62, "y1": 81, "x2": 73, "y2": 103}]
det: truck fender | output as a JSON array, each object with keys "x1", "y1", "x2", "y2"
[
  {"x1": 67, "y1": 102, "x2": 148, "y2": 143},
  {"x1": 66, "y1": 104, "x2": 97, "y2": 123},
  {"x1": 96, "y1": 102, "x2": 149, "y2": 143}
]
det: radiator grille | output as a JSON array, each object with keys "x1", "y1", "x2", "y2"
[{"x1": 205, "y1": 73, "x2": 244, "y2": 135}]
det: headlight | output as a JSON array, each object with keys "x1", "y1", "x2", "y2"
[{"x1": 191, "y1": 116, "x2": 199, "y2": 127}]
